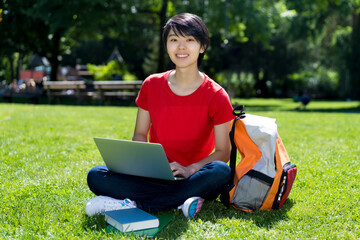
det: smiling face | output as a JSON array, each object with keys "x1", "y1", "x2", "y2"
[
  {"x1": 162, "y1": 13, "x2": 210, "y2": 68},
  {"x1": 166, "y1": 29, "x2": 205, "y2": 70}
]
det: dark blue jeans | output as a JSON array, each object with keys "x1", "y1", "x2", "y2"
[{"x1": 87, "y1": 161, "x2": 231, "y2": 212}]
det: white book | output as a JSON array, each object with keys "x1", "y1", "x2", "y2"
[{"x1": 104, "y1": 208, "x2": 159, "y2": 232}]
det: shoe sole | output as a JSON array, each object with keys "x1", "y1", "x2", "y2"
[{"x1": 186, "y1": 197, "x2": 203, "y2": 218}]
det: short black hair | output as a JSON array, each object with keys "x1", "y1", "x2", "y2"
[{"x1": 163, "y1": 13, "x2": 210, "y2": 67}]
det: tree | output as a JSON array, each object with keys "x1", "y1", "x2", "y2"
[
  {"x1": 28, "y1": 0, "x2": 111, "y2": 81},
  {"x1": 0, "y1": 0, "x2": 111, "y2": 82},
  {"x1": 286, "y1": 0, "x2": 360, "y2": 99},
  {"x1": 199, "y1": 0, "x2": 295, "y2": 97},
  {"x1": 0, "y1": 0, "x2": 44, "y2": 83},
  {"x1": 349, "y1": 1, "x2": 360, "y2": 99},
  {"x1": 85, "y1": 0, "x2": 171, "y2": 75}
]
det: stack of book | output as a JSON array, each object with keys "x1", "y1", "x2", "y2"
[{"x1": 104, "y1": 207, "x2": 159, "y2": 233}]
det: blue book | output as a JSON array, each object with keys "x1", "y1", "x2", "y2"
[
  {"x1": 104, "y1": 215, "x2": 174, "y2": 237},
  {"x1": 104, "y1": 208, "x2": 159, "y2": 232}
]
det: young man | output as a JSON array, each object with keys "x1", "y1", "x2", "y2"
[{"x1": 86, "y1": 13, "x2": 234, "y2": 218}]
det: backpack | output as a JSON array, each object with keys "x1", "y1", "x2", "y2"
[{"x1": 221, "y1": 105, "x2": 297, "y2": 212}]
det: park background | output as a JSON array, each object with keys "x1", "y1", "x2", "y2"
[
  {"x1": 1, "y1": 0, "x2": 360, "y2": 239},
  {"x1": 1, "y1": 0, "x2": 360, "y2": 100}
]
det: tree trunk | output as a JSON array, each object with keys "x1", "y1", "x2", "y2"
[
  {"x1": 350, "y1": 9, "x2": 360, "y2": 99},
  {"x1": 156, "y1": 0, "x2": 168, "y2": 73},
  {"x1": 49, "y1": 31, "x2": 61, "y2": 81},
  {"x1": 17, "y1": 52, "x2": 23, "y2": 81},
  {"x1": 7, "y1": 54, "x2": 15, "y2": 83},
  {"x1": 254, "y1": 68, "x2": 268, "y2": 98}
]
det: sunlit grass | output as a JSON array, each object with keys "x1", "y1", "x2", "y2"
[{"x1": 0, "y1": 100, "x2": 359, "y2": 239}]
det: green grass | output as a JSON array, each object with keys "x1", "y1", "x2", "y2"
[{"x1": 1, "y1": 99, "x2": 359, "y2": 239}]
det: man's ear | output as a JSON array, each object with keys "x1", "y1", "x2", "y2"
[{"x1": 200, "y1": 46, "x2": 205, "y2": 54}]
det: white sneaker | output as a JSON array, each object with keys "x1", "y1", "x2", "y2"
[
  {"x1": 85, "y1": 196, "x2": 136, "y2": 217},
  {"x1": 178, "y1": 197, "x2": 204, "y2": 218}
]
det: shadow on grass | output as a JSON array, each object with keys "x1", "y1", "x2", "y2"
[
  {"x1": 235, "y1": 103, "x2": 360, "y2": 113},
  {"x1": 235, "y1": 199, "x2": 295, "y2": 229},
  {"x1": 233, "y1": 103, "x2": 284, "y2": 112},
  {"x1": 81, "y1": 199, "x2": 295, "y2": 238},
  {"x1": 199, "y1": 199, "x2": 295, "y2": 229},
  {"x1": 296, "y1": 106, "x2": 360, "y2": 113},
  {"x1": 156, "y1": 212, "x2": 191, "y2": 239},
  {"x1": 82, "y1": 214, "x2": 108, "y2": 233},
  {"x1": 1, "y1": 96, "x2": 138, "y2": 107}
]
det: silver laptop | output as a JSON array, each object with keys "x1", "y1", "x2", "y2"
[{"x1": 94, "y1": 137, "x2": 182, "y2": 181}]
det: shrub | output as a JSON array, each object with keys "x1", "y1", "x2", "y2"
[
  {"x1": 215, "y1": 71, "x2": 256, "y2": 98},
  {"x1": 87, "y1": 60, "x2": 137, "y2": 81},
  {"x1": 288, "y1": 66, "x2": 339, "y2": 99}
]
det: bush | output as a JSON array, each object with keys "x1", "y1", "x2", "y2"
[
  {"x1": 87, "y1": 60, "x2": 137, "y2": 81},
  {"x1": 288, "y1": 67, "x2": 339, "y2": 99},
  {"x1": 215, "y1": 71, "x2": 256, "y2": 98}
]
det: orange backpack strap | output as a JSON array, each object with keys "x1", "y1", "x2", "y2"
[
  {"x1": 228, "y1": 118, "x2": 263, "y2": 203},
  {"x1": 229, "y1": 105, "x2": 246, "y2": 182},
  {"x1": 220, "y1": 105, "x2": 245, "y2": 207},
  {"x1": 227, "y1": 106, "x2": 263, "y2": 205}
]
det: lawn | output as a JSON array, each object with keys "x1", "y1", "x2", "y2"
[{"x1": 0, "y1": 99, "x2": 359, "y2": 239}]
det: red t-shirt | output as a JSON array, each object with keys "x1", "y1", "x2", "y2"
[{"x1": 136, "y1": 71, "x2": 234, "y2": 166}]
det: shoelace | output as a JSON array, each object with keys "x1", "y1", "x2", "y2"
[{"x1": 104, "y1": 198, "x2": 135, "y2": 209}]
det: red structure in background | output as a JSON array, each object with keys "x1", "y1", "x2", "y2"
[{"x1": 19, "y1": 70, "x2": 44, "y2": 82}]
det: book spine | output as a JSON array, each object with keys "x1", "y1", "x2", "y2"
[
  {"x1": 123, "y1": 219, "x2": 159, "y2": 232},
  {"x1": 105, "y1": 215, "x2": 124, "y2": 232}
]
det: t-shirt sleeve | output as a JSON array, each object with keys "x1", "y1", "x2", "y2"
[
  {"x1": 209, "y1": 88, "x2": 234, "y2": 125},
  {"x1": 135, "y1": 78, "x2": 149, "y2": 110}
]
